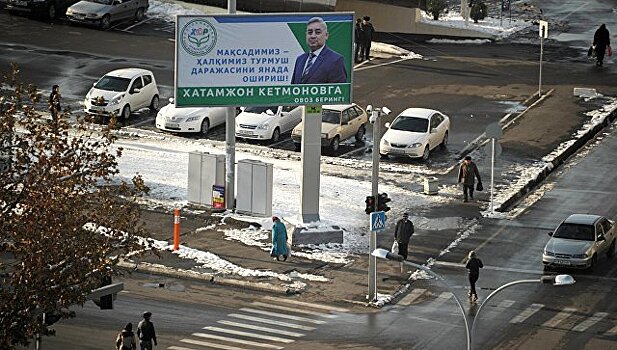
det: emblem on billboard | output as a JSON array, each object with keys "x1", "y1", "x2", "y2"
[{"x1": 180, "y1": 19, "x2": 217, "y2": 56}]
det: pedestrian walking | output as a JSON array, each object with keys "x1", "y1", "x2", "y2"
[
  {"x1": 458, "y1": 155, "x2": 482, "y2": 202},
  {"x1": 137, "y1": 311, "x2": 157, "y2": 350},
  {"x1": 270, "y1": 216, "x2": 289, "y2": 261},
  {"x1": 48, "y1": 84, "x2": 61, "y2": 128},
  {"x1": 465, "y1": 250, "x2": 483, "y2": 302},
  {"x1": 394, "y1": 212, "x2": 414, "y2": 260},
  {"x1": 116, "y1": 323, "x2": 137, "y2": 350},
  {"x1": 354, "y1": 18, "x2": 364, "y2": 63},
  {"x1": 593, "y1": 24, "x2": 611, "y2": 67},
  {"x1": 360, "y1": 16, "x2": 375, "y2": 61}
]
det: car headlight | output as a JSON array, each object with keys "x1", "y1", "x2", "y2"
[
  {"x1": 544, "y1": 250, "x2": 555, "y2": 256},
  {"x1": 109, "y1": 94, "x2": 124, "y2": 106},
  {"x1": 409, "y1": 143, "x2": 423, "y2": 148},
  {"x1": 257, "y1": 123, "x2": 270, "y2": 130},
  {"x1": 572, "y1": 253, "x2": 588, "y2": 259},
  {"x1": 186, "y1": 116, "x2": 199, "y2": 122},
  {"x1": 382, "y1": 139, "x2": 390, "y2": 146},
  {"x1": 66, "y1": 8, "x2": 73, "y2": 15}
]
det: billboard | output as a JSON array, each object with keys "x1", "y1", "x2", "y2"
[{"x1": 175, "y1": 13, "x2": 353, "y2": 107}]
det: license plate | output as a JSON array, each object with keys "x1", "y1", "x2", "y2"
[
  {"x1": 554, "y1": 259, "x2": 571, "y2": 266},
  {"x1": 390, "y1": 148, "x2": 404, "y2": 154},
  {"x1": 165, "y1": 123, "x2": 179, "y2": 129},
  {"x1": 238, "y1": 130, "x2": 253, "y2": 135}
]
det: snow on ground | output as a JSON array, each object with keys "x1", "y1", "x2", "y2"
[{"x1": 420, "y1": 10, "x2": 531, "y2": 39}]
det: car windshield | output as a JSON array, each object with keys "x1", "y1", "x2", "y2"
[
  {"x1": 245, "y1": 106, "x2": 278, "y2": 114},
  {"x1": 553, "y1": 223, "x2": 595, "y2": 241},
  {"x1": 94, "y1": 76, "x2": 131, "y2": 92},
  {"x1": 390, "y1": 116, "x2": 429, "y2": 132},
  {"x1": 322, "y1": 110, "x2": 340, "y2": 124}
]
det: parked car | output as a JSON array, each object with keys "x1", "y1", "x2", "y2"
[
  {"x1": 543, "y1": 214, "x2": 616, "y2": 270},
  {"x1": 84, "y1": 68, "x2": 159, "y2": 120},
  {"x1": 235, "y1": 105, "x2": 303, "y2": 143},
  {"x1": 155, "y1": 98, "x2": 227, "y2": 136},
  {"x1": 379, "y1": 108, "x2": 450, "y2": 161},
  {"x1": 291, "y1": 103, "x2": 368, "y2": 152},
  {"x1": 66, "y1": 0, "x2": 148, "y2": 29},
  {"x1": 6, "y1": 0, "x2": 79, "y2": 19}
]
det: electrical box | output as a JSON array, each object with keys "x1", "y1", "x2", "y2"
[
  {"x1": 236, "y1": 159, "x2": 273, "y2": 217},
  {"x1": 187, "y1": 151, "x2": 225, "y2": 206}
]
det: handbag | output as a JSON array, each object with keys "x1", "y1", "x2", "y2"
[
  {"x1": 391, "y1": 241, "x2": 399, "y2": 255},
  {"x1": 608, "y1": 46, "x2": 613, "y2": 57},
  {"x1": 476, "y1": 181, "x2": 483, "y2": 191},
  {"x1": 588, "y1": 46, "x2": 594, "y2": 57}
]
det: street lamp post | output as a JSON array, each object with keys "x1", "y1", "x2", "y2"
[
  {"x1": 372, "y1": 248, "x2": 471, "y2": 350},
  {"x1": 470, "y1": 274, "x2": 575, "y2": 349}
]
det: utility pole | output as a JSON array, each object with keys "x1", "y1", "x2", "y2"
[
  {"x1": 538, "y1": 20, "x2": 548, "y2": 97},
  {"x1": 225, "y1": 0, "x2": 237, "y2": 210}
]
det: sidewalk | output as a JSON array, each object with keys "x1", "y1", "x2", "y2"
[{"x1": 119, "y1": 85, "x2": 617, "y2": 308}]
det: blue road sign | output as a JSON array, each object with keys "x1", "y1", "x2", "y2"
[{"x1": 370, "y1": 211, "x2": 386, "y2": 231}]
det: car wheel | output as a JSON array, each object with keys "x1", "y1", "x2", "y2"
[
  {"x1": 608, "y1": 240, "x2": 616, "y2": 259},
  {"x1": 440, "y1": 131, "x2": 449, "y2": 148},
  {"x1": 589, "y1": 254, "x2": 598, "y2": 271},
  {"x1": 134, "y1": 7, "x2": 145, "y2": 21},
  {"x1": 200, "y1": 119, "x2": 210, "y2": 136},
  {"x1": 293, "y1": 143, "x2": 301, "y2": 152},
  {"x1": 355, "y1": 125, "x2": 365, "y2": 142},
  {"x1": 121, "y1": 105, "x2": 131, "y2": 121},
  {"x1": 101, "y1": 15, "x2": 111, "y2": 29},
  {"x1": 149, "y1": 95, "x2": 159, "y2": 111},
  {"x1": 330, "y1": 136, "x2": 340, "y2": 152},
  {"x1": 270, "y1": 127, "x2": 280, "y2": 143},
  {"x1": 421, "y1": 146, "x2": 430, "y2": 161},
  {"x1": 47, "y1": 4, "x2": 56, "y2": 19}
]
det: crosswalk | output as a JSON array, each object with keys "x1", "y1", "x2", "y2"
[
  {"x1": 395, "y1": 288, "x2": 617, "y2": 337},
  {"x1": 168, "y1": 296, "x2": 349, "y2": 350}
]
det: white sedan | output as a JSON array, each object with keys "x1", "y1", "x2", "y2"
[
  {"x1": 235, "y1": 105, "x2": 303, "y2": 143},
  {"x1": 380, "y1": 108, "x2": 450, "y2": 161},
  {"x1": 155, "y1": 98, "x2": 227, "y2": 136}
]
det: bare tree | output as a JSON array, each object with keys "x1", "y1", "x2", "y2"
[{"x1": 0, "y1": 64, "x2": 153, "y2": 349}]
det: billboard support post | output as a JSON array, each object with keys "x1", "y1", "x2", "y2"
[
  {"x1": 225, "y1": 0, "x2": 237, "y2": 211},
  {"x1": 300, "y1": 106, "x2": 322, "y2": 222}
]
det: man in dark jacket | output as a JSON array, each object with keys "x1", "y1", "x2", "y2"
[
  {"x1": 394, "y1": 212, "x2": 414, "y2": 260},
  {"x1": 593, "y1": 24, "x2": 611, "y2": 67},
  {"x1": 458, "y1": 155, "x2": 481, "y2": 202},
  {"x1": 137, "y1": 311, "x2": 157, "y2": 350},
  {"x1": 360, "y1": 16, "x2": 375, "y2": 62},
  {"x1": 465, "y1": 250, "x2": 483, "y2": 302},
  {"x1": 354, "y1": 18, "x2": 364, "y2": 63}
]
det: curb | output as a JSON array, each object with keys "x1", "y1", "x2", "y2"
[
  {"x1": 117, "y1": 260, "x2": 305, "y2": 295},
  {"x1": 498, "y1": 103, "x2": 617, "y2": 211}
]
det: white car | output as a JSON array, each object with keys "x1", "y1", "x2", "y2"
[
  {"x1": 66, "y1": 0, "x2": 148, "y2": 29},
  {"x1": 155, "y1": 98, "x2": 227, "y2": 136},
  {"x1": 380, "y1": 108, "x2": 450, "y2": 161},
  {"x1": 235, "y1": 105, "x2": 303, "y2": 143},
  {"x1": 84, "y1": 68, "x2": 159, "y2": 120}
]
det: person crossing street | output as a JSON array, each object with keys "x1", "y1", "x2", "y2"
[{"x1": 394, "y1": 212, "x2": 414, "y2": 260}]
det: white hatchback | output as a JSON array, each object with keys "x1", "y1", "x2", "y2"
[
  {"x1": 235, "y1": 105, "x2": 303, "y2": 143},
  {"x1": 84, "y1": 68, "x2": 159, "y2": 120},
  {"x1": 380, "y1": 108, "x2": 450, "y2": 161},
  {"x1": 155, "y1": 98, "x2": 227, "y2": 136}
]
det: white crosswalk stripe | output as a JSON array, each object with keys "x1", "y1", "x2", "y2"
[
  {"x1": 399, "y1": 288, "x2": 427, "y2": 306},
  {"x1": 217, "y1": 320, "x2": 305, "y2": 337},
  {"x1": 476, "y1": 299, "x2": 516, "y2": 321},
  {"x1": 262, "y1": 296, "x2": 349, "y2": 313},
  {"x1": 572, "y1": 312, "x2": 608, "y2": 332},
  {"x1": 251, "y1": 301, "x2": 334, "y2": 318},
  {"x1": 542, "y1": 307, "x2": 577, "y2": 328},
  {"x1": 179, "y1": 338, "x2": 253, "y2": 350},
  {"x1": 510, "y1": 304, "x2": 544, "y2": 324},
  {"x1": 192, "y1": 332, "x2": 284, "y2": 349},
  {"x1": 168, "y1": 346, "x2": 201, "y2": 350},
  {"x1": 426, "y1": 292, "x2": 453, "y2": 309},
  {"x1": 604, "y1": 324, "x2": 617, "y2": 336},
  {"x1": 239, "y1": 308, "x2": 327, "y2": 324},
  {"x1": 228, "y1": 314, "x2": 316, "y2": 331},
  {"x1": 203, "y1": 326, "x2": 295, "y2": 343}
]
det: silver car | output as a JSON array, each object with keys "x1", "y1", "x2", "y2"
[
  {"x1": 66, "y1": 0, "x2": 148, "y2": 29},
  {"x1": 543, "y1": 214, "x2": 616, "y2": 270}
]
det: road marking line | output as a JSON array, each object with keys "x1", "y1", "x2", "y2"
[
  {"x1": 354, "y1": 57, "x2": 411, "y2": 72},
  {"x1": 427, "y1": 292, "x2": 453, "y2": 309},
  {"x1": 239, "y1": 308, "x2": 326, "y2": 324},
  {"x1": 572, "y1": 312, "x2": 608, "y2": 332},
  {"x1": 217, "y1": 320, "x2": 305, "y2": 337},
  {"x1": 399, "y1": 288, "x2": 427, "y2": 306},
  {"x1": 604, "y1": 324, "x2": 617, "y2": 336},
  {"x1": 228, "y1": 314, "x2": 316, "y2": 330},
  {"x1": 262, "y1": 296, "x2": 349, "y2": 312},
  {"x1": 203, "y1": 326, "x2": 295, "y2": 343},
  {"x1": 510, "y1": 304, "x2": 544, "y2": 324},
  {"x1": 191, "y1": 332, "x2": 283, "y2": 349},
  {"x1": 179, "y1": 338, "x2": 249, "y2": 350},
  {"x1": 478, "y1": 300, "x2": 516, "y2": 321},
  {"x1": 122, "y1": 17, "x2": 154, "y2": 31},
  {"x1": 542, "y1": 307, "x2": 577, "y2": 328},
  {"x1": 168, "y1": 346, "x2": 200, "y2": 350},
  {"x1": 251, "y1": 301, "x2": 333, "y2": 317}
]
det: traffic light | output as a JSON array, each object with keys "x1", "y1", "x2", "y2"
[
  {"x1": 365, "y1": 195, "x2": 375, "y2": 214},
  {"x1": 377, "y1": 193, "x2": 391, "y2": 212}
]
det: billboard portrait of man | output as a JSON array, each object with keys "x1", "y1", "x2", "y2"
[{"x1": 291, "y1": 17, "x2": 348, "y2": 84}]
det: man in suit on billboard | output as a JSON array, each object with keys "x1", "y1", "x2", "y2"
[{"x1": 291, "y1": 17, "x2": 348, "y2": 84}]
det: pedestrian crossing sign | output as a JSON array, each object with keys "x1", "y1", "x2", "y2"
[{"x1": 370, "y1": 211, "x2": 386, "y2": 231}]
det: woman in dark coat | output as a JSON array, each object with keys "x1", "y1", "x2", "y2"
[
  {"x1": 354, "y1": 18, "x2": 364, "y2": 63},
  {"x1": 593, "y1": 24, "x2": 611, "y2": 67}
]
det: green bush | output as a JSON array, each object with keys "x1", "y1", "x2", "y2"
[
  {"x1": 470, "y1": 2, "x2": 488, "y2": 23},
  {"x1": 426, "y1": 0, "x2": 448, "y2": 20}
]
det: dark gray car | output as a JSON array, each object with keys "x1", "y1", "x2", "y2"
[{"x1": 66, "y1": 0, "x2": 148, "y2": 29}]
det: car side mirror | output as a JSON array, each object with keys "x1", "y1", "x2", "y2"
[
  {"x1": 132, "y1": 88, "x2": 141, "y2": 94},
  {"x1": 548, "y1": 231, "x2": 553, "y2": 237},
  {"x1": 168, "y1": 97, "x2": 174, "y2": 103},
  {"x1": 598, "y1": 234, "x2": 605, "y2": 241},
  {"x1": 430, "y1": 127, "x2": 437, "y2": 133},
  {"x1": 266, "y1": 109, "x2": 274, "y2": 116},
  {"x1": 384, "y1": 122, "x2": 390, "y2": 128}
]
